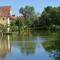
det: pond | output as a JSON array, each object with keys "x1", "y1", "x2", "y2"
[{"x1": 0, "y1": 31, "x2": 60, "y2": 60}]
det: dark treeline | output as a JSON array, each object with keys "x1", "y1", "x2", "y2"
[
  {"x1": 31, "y1": 6, "x2": 60, "y2": 31},
  {"x1": 11, "y1": 6, "x2": 60, "y2": 32}
]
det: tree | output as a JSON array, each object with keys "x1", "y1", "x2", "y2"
[
  {"x1": 39, "y1": 6, "x2": 60, "y2": 30},
  {"x1": 15, "y1": 18, "x2": 23, "y2": 32},
  {"x1": 19, "y1": 6, "x2": 38, "y2": 26}
]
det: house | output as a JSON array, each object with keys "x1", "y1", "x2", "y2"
[
  {"x1": 0, "y1": 6, "x2": 12, "y2": 25},
  {"x1": 0, "y1": 6, "x2": 26, "y2": 25}
]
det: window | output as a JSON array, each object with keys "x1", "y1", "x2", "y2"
[{"x1": 3, "y1": 18, "x2": 4, "y2": 20}]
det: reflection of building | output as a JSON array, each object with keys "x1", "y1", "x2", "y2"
[{"x1": 0, "y1": 35, "x2": 11, "y2": 60}]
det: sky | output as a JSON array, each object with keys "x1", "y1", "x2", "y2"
[{"x1": 0, "y1": 0, "x2": 60, "y2": 16}]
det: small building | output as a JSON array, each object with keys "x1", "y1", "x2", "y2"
[{"x1": 0, "y1": 6, "x2": 12, "y2": 25}]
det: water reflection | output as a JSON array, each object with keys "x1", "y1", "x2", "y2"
[
  {"x1": 43, "y1": 32, "x2": 60, "y2": 60},
  {"x1": 0, "y1": 31, "x2": 60, "y2": 60},
  {"x1": 15, "y1": 31, "x2": 46, "y2": 55},
  {"x1": 19, "y1": 41, "x2": 36, "y2": 55},
  {"x1": 12, "y1": 32, "x2": 38, "y2": 55},
  {"x1": 0, "y1": 35, "x2": 11, "y2": 60}
]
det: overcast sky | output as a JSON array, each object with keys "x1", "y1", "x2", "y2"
[{"x1": 0, "y1": 0, "x2": 60, "y2": 16}]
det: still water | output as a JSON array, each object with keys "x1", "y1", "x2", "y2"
[{"x1": 0, "y1": 31, "x2": 60, "y2": 60}]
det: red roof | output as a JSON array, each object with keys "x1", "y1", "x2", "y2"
[{"x1": 0, "y1": 6, "x2": 11, "y2": 17}]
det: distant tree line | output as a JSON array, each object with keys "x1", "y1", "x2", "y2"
[
  {"x1": 10, "y1": 6, "x2": 60, "y2": 32},
  {"x1": 38, "y1": 6, "x2": 60, "y2": 31}
]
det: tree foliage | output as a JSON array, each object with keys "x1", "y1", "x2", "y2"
[
  {"x1": 19, "y1": 6, "x2": 38, "y2": 26},
  {"x1": 38, "y1": 6, "x2": 60, "y2": 30}
]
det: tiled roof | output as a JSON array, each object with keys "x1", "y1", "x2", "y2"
[
  {"x1": 0, "y1": 6, "x2": 11, "y2": 17},
  {"x1": 17, "y1": 16, "x2": 25, "y2": 20},
  {"x1": 10, "y1": 15, "x2": 17, "y2": 20}
]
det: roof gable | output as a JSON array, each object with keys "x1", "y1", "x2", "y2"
[{"x1": 0, "y1": 6, "x2": 11, "y2": 17}]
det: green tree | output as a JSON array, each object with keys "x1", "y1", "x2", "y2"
[
  {"x1": 39, "y1": 6, "x2": 60, "y2": 31},
  {"x1": 15, "y1": 18, "x2": 23, "y2": 32},
  {"x1": 19, "y1": 6, "x2": 38, "y2": 26}
]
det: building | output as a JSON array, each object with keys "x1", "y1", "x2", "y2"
[
  {"x1": 0, "y1": 6, "x2": 26, "y2": 26},
  {"x1": 0, "y1": 6, "x2": 12, "y2": 25}
]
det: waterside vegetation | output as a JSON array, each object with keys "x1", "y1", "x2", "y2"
[{"x1": 0, "y1": 6, "x2": 60, "y2": 32}]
